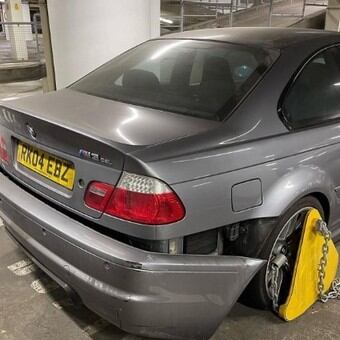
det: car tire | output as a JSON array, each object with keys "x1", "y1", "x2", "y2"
[{"x1": 240, "y1": 196, "x2": 324, "y2": 310}]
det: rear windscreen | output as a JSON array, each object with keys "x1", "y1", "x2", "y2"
[{"x1": 71, "y1": 39, "x2": 277, "y2": 121}]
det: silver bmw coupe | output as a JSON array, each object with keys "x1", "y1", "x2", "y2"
[{"x1": 1, "y1": 27, "x2": 340, "y2": 339}]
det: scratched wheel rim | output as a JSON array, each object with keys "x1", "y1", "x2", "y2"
[{"x1": 265, "y1": 207, "x2": 312, "y2": 306}]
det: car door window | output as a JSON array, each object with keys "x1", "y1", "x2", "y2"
[{"x1": 282, "y1": 46, "x2": 340, "y2": 129}]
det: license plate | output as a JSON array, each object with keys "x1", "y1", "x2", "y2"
[{"x1": 16, "y1": 141, "x2": 76, "y2": 190}]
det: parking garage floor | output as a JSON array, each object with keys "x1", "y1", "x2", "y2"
[{"x1": 1, "y1": 83, "x2": 340, "y2": 340}]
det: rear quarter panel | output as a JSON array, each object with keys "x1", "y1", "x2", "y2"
[{"x1": 152, "y1": 131, "x2": 340, "y2": 240}]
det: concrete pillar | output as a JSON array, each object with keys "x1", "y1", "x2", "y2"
[
  {"x1": 22, "y1": 2, "x2": 33, "y2": 41},
  {"x1": 2, "y1": 3, "x2": 10, "y2": 40},
  {"x1": 325, "y1": 0, "x2": 340, "y2": 31},
  {"x1": 39, "y1": 0, "x2": 56, "y2": 92},
  {"x1": 5, "y1": 0, "x2": 28, "y2": 60},
  {"x1": 46, "y1": 0, "x2": 160, "y2": 89}
]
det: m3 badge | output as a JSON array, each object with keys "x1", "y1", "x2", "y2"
[{"x1": 79, "y1": 149, "x2": 112, "y2": 165}]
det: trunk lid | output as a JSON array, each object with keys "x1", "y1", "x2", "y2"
[
  {"x1": 3, "y1": 89, "x2": 219, "y2": 147},
  {"x1": 0, "y1": 89, "x2": 218, "y2": 219}
]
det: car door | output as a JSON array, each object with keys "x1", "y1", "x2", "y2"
[{"x1": 279, "y1": 44, "x2": 340, "y2": 230}]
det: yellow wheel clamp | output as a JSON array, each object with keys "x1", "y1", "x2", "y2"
[{"x1": 278, "y1": 208, "x2": 339, "y2": 321}]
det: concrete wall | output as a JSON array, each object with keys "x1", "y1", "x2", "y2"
[
  {"x1": 290, "y1": 9, "x2": 325, "y2": 29},
  {"x1": 47, "y1": 0, "x2": 160, "y2": 89}
]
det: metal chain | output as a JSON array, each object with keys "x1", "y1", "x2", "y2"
[{"x1": 317, "y1": 220, "x2": 340, "y2": 303}]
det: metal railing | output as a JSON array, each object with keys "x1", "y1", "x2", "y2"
[
  {"x1": 161, "y1": 0, "x2": 249, "y2": 32},
  {"x1": 177, "y1": 1, "x2": 239, "y2": 29},
  {"x1": 161, "y1": 0, "x2": 327, "y2": 33},
  {"x1": 0, "y1": 20, "x2": 43, "y2": 64}
]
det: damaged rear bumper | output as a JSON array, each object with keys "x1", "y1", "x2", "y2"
[{"x1": 0, "y1": 172, "x2": 265, "y2": 339}]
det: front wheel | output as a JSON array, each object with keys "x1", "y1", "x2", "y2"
[{"x1": 241, "y1": 196, "x2": 324, "y2": 309}]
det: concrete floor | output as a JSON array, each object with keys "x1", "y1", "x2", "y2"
[
  {"x1": 0, "y1": 80, "x2": 43, "y2": 102},
  {"x1": 1, "y1": 83, "x2": 340, "y2": 340}
]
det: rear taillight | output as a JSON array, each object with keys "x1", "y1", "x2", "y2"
[
  {"x1": 106, "y1": 172, "x2": 185, "y2": 224},
  {"x1": 84, "y1": 172, "x2": 185, "y2": 225},
  {"x1": 84, "y1": 181, "x2": 115, "y2": 211},
  {"x1": 0, "y1": 137, "x2": 9, "y2": 164}
]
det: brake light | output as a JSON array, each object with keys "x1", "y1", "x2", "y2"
[
  {"x1": 84, "y1": 172, "x2": 185, "y2": 225},
  {"x1": 0, "y1": 137, "x2": 9, "y2": 164},
  {"x1": 84, "y1": 181, "x2": 115, "y2": 211}
]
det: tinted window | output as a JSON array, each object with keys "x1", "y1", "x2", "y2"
[
  {"x1": 71, "y1": 39, "x2": 277, "y2": 121},
  {"x1": 282, "y1": 46, "x2": 340, "y2": 129}
]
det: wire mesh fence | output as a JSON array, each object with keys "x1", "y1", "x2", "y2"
[{"x1": 0, "y1": 21, "x2": 43, "y2": 64}]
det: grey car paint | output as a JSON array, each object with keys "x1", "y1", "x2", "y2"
[
  {"x1": 1, "y1": 27, "x2": 340, "y2": 338},
  {"x1": 0, "y1": 172, "x2": 264, "y2": 340}
]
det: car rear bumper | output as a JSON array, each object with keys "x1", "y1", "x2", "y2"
[{"x1": 0, "y1": 172, "x2": 265, "y2": 340}]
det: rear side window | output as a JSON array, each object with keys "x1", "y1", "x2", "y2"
[
  {"x1": 71, "y1": 39, "x2": 277, "y2": 121},
  {"x1": 282, "y1": 46, "x2": 340, "y2": 129}
]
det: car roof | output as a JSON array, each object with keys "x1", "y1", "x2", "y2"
[{"x1": 161, "y1": 27, "x2": 340, "y2": 50}]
